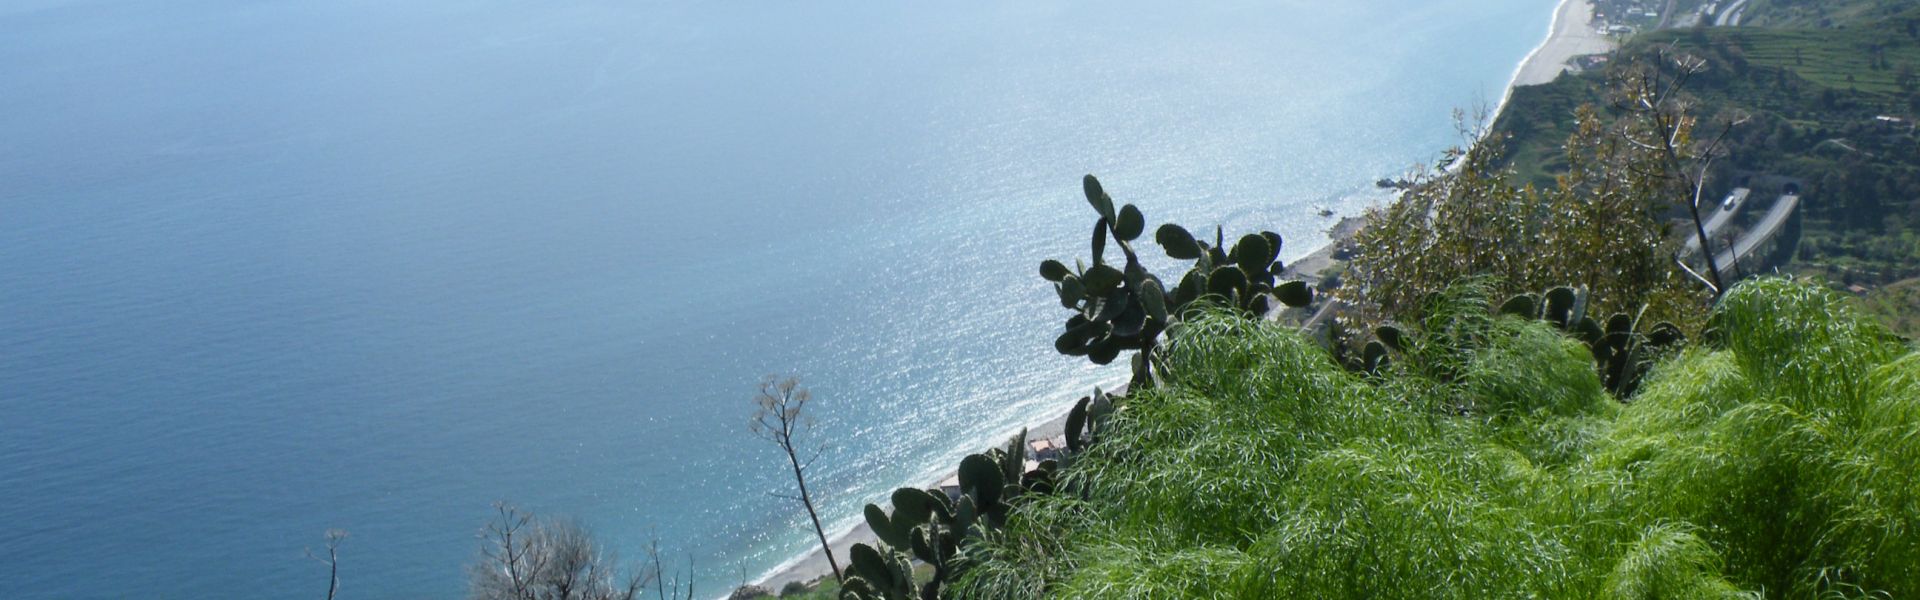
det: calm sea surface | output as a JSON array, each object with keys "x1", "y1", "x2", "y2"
[{"x1": 0, "y1": 1, "x2": 1555, "y2": 596}]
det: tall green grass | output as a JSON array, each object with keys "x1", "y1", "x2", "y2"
[{"x1": 953, "y1": 278, "x2": 1918, "y2": 599}]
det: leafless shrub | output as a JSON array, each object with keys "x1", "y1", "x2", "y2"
[{"x1": 467, "y1": 504, "x2": 645, "y2": 600}]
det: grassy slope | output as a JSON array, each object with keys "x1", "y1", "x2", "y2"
[
  {"x1": 1857, "y1": 276, "x2": 1920, "y2": 336},
  {"x1": 1487, "y1": 75, "x2": 1600, "y2": 186},
  {"x1": 956, "y1": 279, "x2": 1920, "y2": 599}
]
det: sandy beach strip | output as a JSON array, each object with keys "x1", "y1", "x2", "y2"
[{"x1": 1511, "y1": 0, "x2": 1616, "y2": 88}]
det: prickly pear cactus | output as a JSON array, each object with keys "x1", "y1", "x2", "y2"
[
  {"x1": 1496, "y1": 287, "x2": 1684, "y2": 396},
  {"x1": 1154, "y1": 224, "x2": 1314, "y2": 316},
  {"x1": 840, "y1": 543, "x2": 915, "y2": 600},
  {"x1": 1039, "y1": 175, "x2": 1172, "y2": 373},
  {"x1": 1042, "y1": 175, "x2": 1317, "y2": 385},
  {"x1": 850, "y1": 428, "x2": 1061, "y2": 600}
]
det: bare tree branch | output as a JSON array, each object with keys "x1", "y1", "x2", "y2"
[
  {"x1": 1674, "y1": 256, "x2": 1721, "y2": 295},
  {"x1": 749, "y1": 375, "x2": 843, "y2": 584},
  {"x1": 306, "y1": 529, "x2": 347, "y2": 600},
  {"x1": 469, "y1": 504, "x2": 643, "y2": 600},
  {"x1": 1620, "y1": 47, "x2": 1745, "y2": 296}
]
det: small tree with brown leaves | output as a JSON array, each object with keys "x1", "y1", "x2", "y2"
[{"x1": 1337, "y1": 53, "x2": 1723, "y2": 339}]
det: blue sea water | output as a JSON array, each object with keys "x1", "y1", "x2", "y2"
[{"x1": 0, "y1": 0, "x2": 1557, "y2": 597}]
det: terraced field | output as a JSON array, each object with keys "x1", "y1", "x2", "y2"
[
  {"x1": 1643, "y1": 25, "x2": 1920, "y2": 96},
  {"x1": 1742, "y1": 0, "x2": 1920, "y2": 28}
]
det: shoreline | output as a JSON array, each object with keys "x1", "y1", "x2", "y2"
[
  {"x1": 1495, "y1": 0, "x2": 1615, "y2": 123},
  {"x1": 1446, "y1": 0, "x2": 1612, "y2": 174},
  {"x1": 750, "y1": 2, "x2": 1618, "y2": 593},
  {"x1": 750, "y1": 394, "x2": 1089, "y2": 593}
]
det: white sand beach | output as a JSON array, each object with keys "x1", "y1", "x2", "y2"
[{"x1": 1513, "y1": 0, "x2": 1617, "y2": 87}]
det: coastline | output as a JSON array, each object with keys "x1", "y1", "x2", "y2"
[
  {"x1": 752, "y1": 2, "x2": 1617, "y2": 593},
  {"x1": 1496, "y1": 0, "x2": 1615, "y2": 121},
  {"x1": 1446, "y1": 0, "x2": 1611, "y2": 175},
  {"x1": 752, "y1": 397, "x2": 1086, "y2": 592}
]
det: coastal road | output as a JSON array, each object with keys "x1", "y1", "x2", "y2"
[
  {"x1": 1715, "y1": 0, "x2": 1749, "y2": 26},
  {"x1": 1711, "y1": 194, "x2": 1799, "y2": 278},
  {"x1": 1683, "y1": 188, "x2": 1749, "y2": 257}
]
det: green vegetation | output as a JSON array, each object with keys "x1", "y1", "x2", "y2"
[
  {"x1": 840, "y1": 429, "x2": 1061, "y2": 600},
  {"x1": 951, "y1": 278, "x2": 1918, "y2": 598},
  {"x1": 1744, "y1": 0, "x2": 1920, "y2": 28},
  {"x1": 1493, "y1": 8, "x2": 1920, "y2": 291},
  {"x1": 772, "y1": 12, "x2": 1920, "y2": 597},
  {"x1": 832, "y1": 9, "x2": 1920, "y2": 599},
  {"x1": 1342, "y1": 102, "x2": 1707, "y2": 338},
  {"x1": 1646, "y1": 23, "x2": 1920, "y2": 96},
  {"x1": 1486, "y1": 285, "x2": 1687, "y2": 397},
  {"x1": 473, "y1": 10, "x2": 1920, "y2": 600},
  {"x1": 776, "y1": 566, "x2": 936, "y2": 600},
  {"x1": 1855, "y1": 276, "x2": 1920, "y2": 336},
  {"x1": 1041, "y1": 176, "x2": 1313, "y2": 385}
]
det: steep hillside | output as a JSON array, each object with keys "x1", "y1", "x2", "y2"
[
  {"x1": 951, "y1": 279, "x2": 1918, "y2": 599},
  {"x1": 1493, "y1": 8, "x2": 1920, "y2": 290}
]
